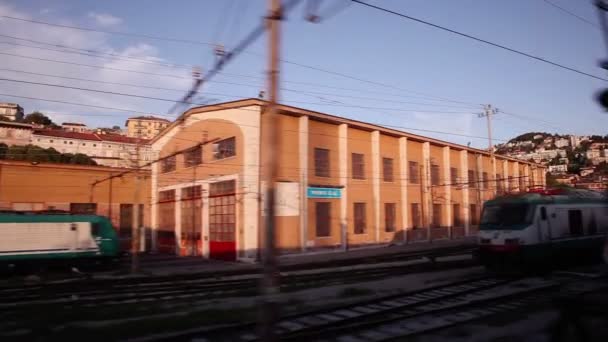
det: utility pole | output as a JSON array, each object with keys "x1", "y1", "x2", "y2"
[
  {"x1": 478, "y1": 104, "x2": 497, "y2": 155},
  {"x1": 131, "y1": 132, "x2": 141, "y2": 274},
  {"x1": 259, "y1": 0, "x2": 281, "y2": 340}
]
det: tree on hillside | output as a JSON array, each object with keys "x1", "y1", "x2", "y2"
[
  {"x1": 0, "y1": 144, "x2": 96, "y2": 165},
  {"x1": 21, "y1": 111, "x2": 59, "y2": 128},
  {"x1": 112, "y1": 125, "x2": 121, "y2": 130}
]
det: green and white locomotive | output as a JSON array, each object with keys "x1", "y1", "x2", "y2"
[
  {"x1": 477, "y1": 188, "x2": 608, "y2": 268},
  {"x1": 0, "y1": 211, "x2": 120, "y2": 267}
]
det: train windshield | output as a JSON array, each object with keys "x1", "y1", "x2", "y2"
[{"x1": 480, "y1": 203, "x2": 532, "y2": 229}]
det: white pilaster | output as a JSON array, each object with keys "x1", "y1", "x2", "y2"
[
  {"x1": 491, "y1": 156, "x2": 497, "y2": 196},
  {"x1": 442, "y1": 146, "x2": 452, "y2": 230},
  {"x1": 513, "y1": 162, "x2": 520, "y2": 192},
  {"x1": 201, "y1": 183, "x2": 210, "y2": 258},
  {"x1": 460, "y1": 150, "x2": 470, "y2": 235},
  {"x1": 339, "y1": 124, "x2": 348, "y2": 250},
  {"x1": 503, "y1": 160, "x2": 509, "y2": 192},
  {"x1": 422, "y1": 142, "x2": 431, "y2": 240},
  {"x1": 174, "y1": 189, "x2": 182, "y2": 255},
  {"x1": 150, "y1": 162, "x2": 158, "y2": 252},
  {"x1": 371, "y1": 131, "x2": 380, "y2": 243},
  {"x1": 524, "y1": 165, "x2": 530, "y2": 191},
  {"x1": 399, "y1": 137, "x2": 408, "y2": 243},
  {"x1": 298, "y1": 116, "x2": 308, "y2": 252}
]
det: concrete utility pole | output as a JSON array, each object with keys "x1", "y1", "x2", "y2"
[
  {"x1": 259, "y1": 0, "x2": 282, "y2": 340},
  {"x1": 478, "y1": 104, "x2": 497, "y2": 155}
]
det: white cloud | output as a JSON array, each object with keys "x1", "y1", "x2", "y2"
[
  {"x1": 0, "y1": 3, "x2": 191, "y2": 128},
  {"x1": 87, "y1": 12, "x2": 123, "y2": 27}
]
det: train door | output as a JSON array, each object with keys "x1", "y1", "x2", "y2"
[
  {"x1": 537, "y1": 206, "x2": 552, "y2": 242},
  {"x1": 208, "y1": 180, "x2": 237, "y2": 261}
]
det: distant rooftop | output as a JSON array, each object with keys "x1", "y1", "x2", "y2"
[
  {"x1": 0, "y1": 121, "x2": 33, "y2": 129},
  {"x1": 126, "y1": 115, "x2": 170, "y2": 122},
  {"x1": 33, "y1": 129, "x2": 150, "y2": 144},
  {"x1": 0, "y1": 103, "x2": 22, "y2": 108},
  {"x1": 62, "y1": 122, "x2": 87, "y2": 127}
]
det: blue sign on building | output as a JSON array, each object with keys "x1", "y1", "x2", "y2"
[{"x1": 307, "y1": 187, "x2": 342, "y2": 198}]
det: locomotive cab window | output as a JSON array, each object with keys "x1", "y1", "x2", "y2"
[
  {"x1": 480, "y1": 203, "x2": 532, "y2": 229},
  {"x1": 540, "y1": 207, "x2": 547, "y2": 220},
  {"x1": 568, "y1": 210, "x2": 583, "y2": 236},
  {"x1": 91, "y1": 223, "x2": 100, "y2": 235}
]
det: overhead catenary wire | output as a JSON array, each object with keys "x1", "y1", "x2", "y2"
[
  {"x1": 541, "y1": 0, "x2": 599, "y2": 28},
  {"x1": 0, "y1": 77, "x2": 479, "y2": 115},
  {"x1": 0, "y1": 13, "x2": 475, "y2": 105},
  {"x1": 351, "y1": 0, "x2": 608, "y2": 82},
  {"x1": 0, "y1": 92, "x2": 514, "y2": 144},
  {"x1": 0, "y1": 67, "x2": 480, "y2": 109}
]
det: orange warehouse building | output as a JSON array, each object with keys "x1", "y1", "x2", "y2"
[
  {"x1": 151, "y1": 99, "x2": 546, "y2": 262},
  {"x1": 0, "y1": 160, "x2": 151, "y2": 251}
]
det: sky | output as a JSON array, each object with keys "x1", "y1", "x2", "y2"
[{"x1": 0, "y1": 0, "x2": 607, "y2": 148}]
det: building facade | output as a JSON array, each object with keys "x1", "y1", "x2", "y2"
[
  {"x1": 0, "y1": 121, "x2": 33, "y2": 146},
  {"x1": 0, "y1": 103, "x2": 24, "y2": 121},
  {"x1": 32, "y1": 130, "x2": 157, "y2": 168},
  {"x1": 61, "y1": 122, "x2": 88, "y2": 133},
  {"x1": 0, "y1": 160, "x2": 151, "y2": 251},
  {"x1": 150, "y1": 99, "x2": 546, "y2": 262},
  {"x1": 125, "y1": 116, "x2": 171, "y2": 140}
]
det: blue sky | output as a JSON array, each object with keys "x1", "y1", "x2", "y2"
[{"x1": 0, "y1": 0, "x2": 606, "y2": 148}]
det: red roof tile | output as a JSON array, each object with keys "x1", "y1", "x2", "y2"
[
  {"x1": 34, "y1": 129, "x2": 101, "y2": 141},
  {"x1": 98, "y1": 133, "x2": 150, "y2": 144}
]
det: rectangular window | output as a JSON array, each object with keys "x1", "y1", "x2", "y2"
[
  {"x1": 354, "y1": 202, "x2": 366, "y2": 234},
  {"x1": 432, "y1": 204, "x2": 442, "y2": 228},
  {"x1": 315, "y1": 202, "x2": 331, "y2": 237},
  {"x1": 184, "y1": 145, "x2": 202, "y2": 167},
  {"x1": 453, "y1": 204, "x2": 461, "y2": 227},
  {"x1": 409, "y1": 161, "x2": 419, "y2": 184},
  {"x1": 496, "y1": 174, "x2": 503, "y2": 192},
  {"x1": 568, "y1": 210, "x2": 583, "y2": 236},
  {"x1": 450, "y1": 167, "x2": 458, "y2": 185},
  {"x1": 70, "y1": 203, "x2": 97, "y2": 215},
  {"x1": 158, "y1": 189, "x2": 176, "y2": 202},
  {"x1": 382, "y1": 157, "x2": 394, "y2": 182},
  {"x1": 161, "y1": 155, "x2": 176, "y2": 173},
  {"x1": 209, "y1": 180, "x2": 236, "y2": 196},
  {"x1": 384, "y1": 203, "x2": 396, "y2": 232},
  {"x1": 314, "y1": 148, "x2": 330, "y2": 177},
  {"x1": 508, "y1": 176, "x2": 513, "y2": 192},
  {"x1": 468, "y1": 170, "x2": 477, "y2": 188},
  {"x1": 519, "y1": 175, "x2": 525, "y2": 192},
  {"x1": 352, "y1": 153, "x2": 365, "y2": 179},
  {"x1": 431, "y1": 164, "x2": 440, "y2": 186},
  {"x1": 470, "y1": 204, "x2": 478, "y2": 225},
  {"x1": 181, "y1": 185, "x2": 202, "y2": 199},
  {"x1": 213, "y1": 137, "x2": 236, "y2": 160},
  {"x1": 411, "y1": 203, "x2": 422, "y2": 229},
  {"x1": 482, "y1": 172, "x2": 489, "y2": 190}
]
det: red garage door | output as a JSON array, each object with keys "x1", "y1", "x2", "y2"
[{"x1": 209, "y1": 180, "x2": 236, "y2": 261}]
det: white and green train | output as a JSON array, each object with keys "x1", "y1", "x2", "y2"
[
  {"x1": 0, "y1": 211, "x2": 120, "y2": 266},
  {"x1": 477, "y1": 188, "x2": 608, "y2": 267}
]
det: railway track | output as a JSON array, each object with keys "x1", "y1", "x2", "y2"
[
  {"x1": 128, "y1": 275, "x2": 546, "y2": 342},
  {"x1": 0, "y1": 256, "x2": 476, "y2": 312}
]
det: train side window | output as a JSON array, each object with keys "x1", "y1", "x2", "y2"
[
  {"x1": 540, "y1": 207, "x2": 547, "y2": 220},
  {"x1": 91, "y1": 223, "x2": 100, "y2": 236},
  {"x1": 568, "y1": 210, "x2": 583, "y2": 236},
  {"x1": 70, "y1": 223, "x2": 77, "y2": 231}
]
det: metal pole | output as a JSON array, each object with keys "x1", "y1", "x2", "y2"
[
  {"x1": 108, "y1": 174, "x2": 113, "y2": 224},
  {"x1": 485, "y1": 104, "x2": 494, "y2": 156},
  {"x1": 259, "y1": 0, "x2": 281, "y2": 340},
  {"x1": 131, "y1": 135, "x2": 141, "y2": 274}
]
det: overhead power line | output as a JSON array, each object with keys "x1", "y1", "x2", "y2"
[
  {"x1": 0, "y1": 67, "x2": 478, "y2": 109},
  {"x1": 351, "y1": 0, "x2": 608, "y2": 82},
  {"x1": 0, "y1": 13, "x2": 474, "y2": 105},
  {"x1": 541, "y1": 0, "x2": 599, "y2": 28},
  {"x1": 0, "y1": 92, "x2": 508, "y2": 142},
  {"x1": 0, "y1": 77, "x2": 476, "y2": 114}
]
